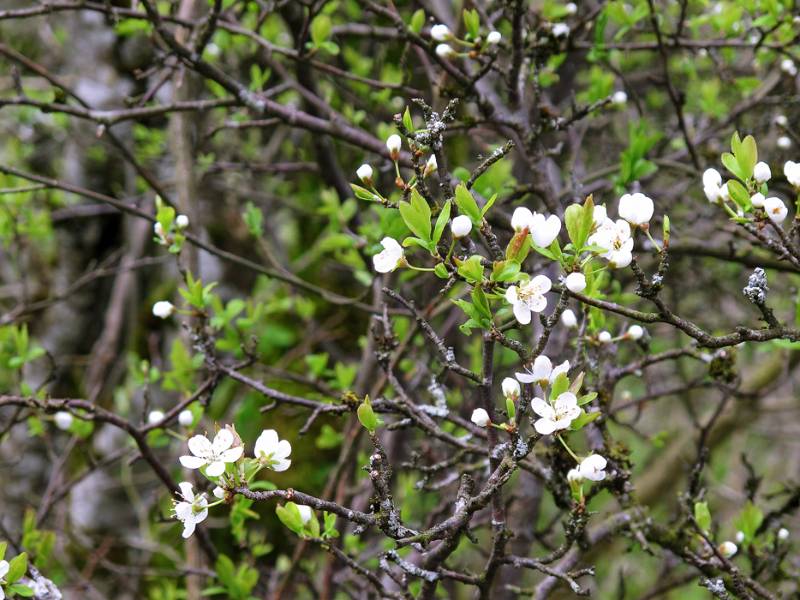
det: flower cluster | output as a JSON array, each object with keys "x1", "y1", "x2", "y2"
[{"x1": 173, "y1": 426, "x2": 292, "y2": 538}]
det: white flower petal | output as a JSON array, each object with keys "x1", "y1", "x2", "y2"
[
  {"x1": 531, "y1": 397, "x2": 554, "y2": 419},
  {"x1": 534, "y1": 418, "x2": 558, "y2": 435},
  {"x1": 179, "y1": 455, "x2": 207, "y2": 470},
  {"x1": 271, "y1": 458, "x2": 292, "y2": 472},
  {"x1": 219, "y1": 446, "x2": 244, "y2": 463},
  {"x1": 187, "y1": 435, "x2": 213, "y2": 459},
  {"x1": 206, "y1": 460, "x2": 226, "y2": 477},
  {"x1": 212, "y1": 429, "x2": 234, "y2": 454}
]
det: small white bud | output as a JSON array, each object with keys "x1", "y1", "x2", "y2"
[
  {"x1": 148, "y1": 410, "x2": 165, "y2": 425},
  {"x1": 565, "y1": 272, "x2": 586, "y2": 293},
  {"x1": 213, "y1": 486, "x2": 225, "y2": 499},
  {"x1": 735, "y1": 530, "x2": 745, "y2": 543},
  {"x1": 502, "y1": 377, "x2": 520, "y2": 400},
  {"x1": 780, "y1": 58, "x2": 797, "y2": 76},
  {"x1": 565, "y1": 2, "x2": 578, "y2": 14},
  {"x1": 754, "y1": 161, "x2": 771, "y2": 184},
  {"x1": 297, "y1": 504, "x2": 314, "y2": 524},
  {"x1": 718, "y1": 541, "x2": 738, "y2": 558},
  {"x1": 611, "y1": 90, "x2": 627, "y2": 105},
  {"x1": 471, "y1": 408, "x2": 491, "y2": 427},
  {"x1": 486, "y1": 31, "x2": 502, "y2": 45},
  {"x1": 175, "y1": 214, "x2": 189, "y2": 229},
  {"x1": 178, "y1": 409, "x2": 194, "y2": 427},
  {"x1": 778, "y1": 527, "x2": 789, "y2": 541},
  {"x1": 152, "y1": 301, "x2": 175, "y2": 319},
  {"x1": 561, "y1": 309, "x2": 577, "y2": 328},
  {"x1": 751, "y1": 193, "x2": 766, "y2": 208},
  {"x1": 775, "y1": 114, "x2": 788, "y2": 127},
  {"x1": 430, "y1": 24, "x2": 451, "y2": 42},
  {"x1": 598, "y1": 331, "x2": 612, "y2": 344},
  {"x1": 451, "y1": 215, "x2": 472, "y2": 238},
  {"x1": 777, "y1": 136, "x2": 792, "y2": 150},
  {"x1": 153, "y1": 222, "x2": 164, "y2": 237},
  {"x1": 626, "y1": 325, "x2": 644, "y2": 340},
  {"x1": 436, "y1": 43, "x2": 455, "y2": 58},
  {"x1": 424, "y1": 154, "x2": 438, "y2": 177},
  {"x1": 386, "y1": 134, "x2": 402, "y2": 160},
  {"x1": 357, "y1": 164, "x2": 374, "y2": 185},
  {"x1": 552, "y1": 23, "x2": 570, "y2": 38},
  {"x1": 54, "y1": 411, "x2": 73, "y2": 431}
]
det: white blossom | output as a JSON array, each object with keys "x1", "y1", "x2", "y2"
[
  {"x1": 436, "y1": 44, "x2": 455, "y2": 58},
  {"x1": 180, "y1": 429, "x2": 244, "y2": 477},
  {"x1": 451, "y1": 215, "x2": 472, "y2": 238},
  {"x1": 735, "y1": 530, "x2": 745, "y2": 543},
  {"x1": 213, "y1": 486, "x2": 225, "y2": 499},
  {"x1": 54, "y1": 411, "x2": 73, "y2": 430},
  {"x1": 784, "y1": 161, "x2": 800, "y2": 188},
  {"x1": 780, "y1": 58, "x2": 797, "y2": 76},
  {"x1": 618, "y1": 192, "x2": 654, "y2": 226},
  {"x1": 552, "y1": 23, "x2": 570, "y2": 37},
  {"x1": 511, "y1": 207, "x2": 534, "y2": 232},
  {"x1": 577, "y1": 454, "x2": 607, "y2": 481},
  {"x1": 486, "y1": 31, "x2": 502, "y2": 45},
  {"x1": 175, "y1": 214, "x2": 189, "y2": 229},
  {"x1": 531, "y1": 392, "x2": 580, "y2": 435},
  {"x1": 297, "y1": 504, "x2": 314, "y2": 525},
  {"x1": 565, "y1": 272, "x2": 586, "y2": 293},
  {"x1": 775, "y1": 114, "x2": 788, "y2": 127},
  {"x1": 386, "y1": 134, "x2": 402, "y2": 160},
  {"x1": 152, "y1": 301, "x2": 175, "y2": 319},
  {"x1": 592, "y1": 205, "x2": 607, "y2": 227},
  {"x1": 502, "y1": 377, "x2": 521, "y2": 399},
  {"x1": 754, "y1": 161, "x2": 771, "y2": 184},
  {"x1": 703, "y1": 168, "x2": 722, "y2": 188},
  {"x1": 178, "y1": 409, "x2": 194, "y2": 427},
  {"x1": 751, "y1": 193, "x2": 766, "y2": 208},
  {"x1": 588, "y1": 218, "x2": 633, "y2": 268},
  {"x1": 718, "y1": 541, "x2": 738, "y2": 558},
  {"x1": 424, "y1": 154, "x2": 438, "y2": 177},
  {"x1": 763, "y1": 197, "x2": 788, "y2": 223},
  {"x1": 505, "y1": 275, "x2": 552, "y2": 324},
  {"x1": 611, "y1": 90, "x2": 627, "y2": 105},
  {"x1": 357, "y1": 164, "x2": 373, "y2": 185},
  {"x1": 598, "y1": 330, "x2": 612, "y2": 344},
  {"x1": 173, "y1": 481, "x2": 209, "y2": 539},
  {"x1": 430, "y1": 24, "x2": 451, "y2": 41},
  {"x1": 516, "y1": 355, "x2": 570, "y2": 386},
  {"x1": 778, "y1": 527, "x2": 789, "y2": 540},
  {"x1": 778, "y1": 136, "x2": 792, "y2": 150},
  {"x1": 567, "y1": 468, "x2": 582, "y2": 482},
  {"x1": 565, "y1": 2, "x2": 577, "y2": 14},
  {"x1": 719, "y1": 182, "x2": 731, "y2": 202},
  {"x1": 471, "y1": 408, "x2": 491, "y2": 427},
  {"x1": 148, "y1": 410, "x2": 165, "y2": 425},
  {"x1": 0, "y1": 559, "x2": 8, "y2": 594},
  {"x1": 626, "y1": 325, "x2": 644, "y2": 340},
  {"x1": 373, "y1": 237, "x2": 404, "y2": 273},
  {"x1": 529, "y1": 213, "x2": 561, "y2": 247},
  {"x1": 561, "y1": 308, "x2": 577, "y2": 328},
  {"x1": 254, "y1": 429, "x2": 292, "y2": 472}
]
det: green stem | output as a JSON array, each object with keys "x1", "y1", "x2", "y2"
[{"x1": 557, "y1": 434, "x2": 580, "y2": 463}]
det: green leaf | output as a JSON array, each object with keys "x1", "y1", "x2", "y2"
[
  {"x1": 456, "y1": 255, "x2": 484, "y2": 283},
  {"x1": 432, "y1": 200, "x2": 451, "y2": 245},
  {"x1": 8, "y1": 584, "x2": 34, "y2": 597},
  {"x1": 310, "y1": 15, "x2": 332, "y2": 46},
  {"x1": 398, "y1": 189, "x2": 432, "y2": 241},
  {"x1": 578, "y1": 392, "x2": 597, "y2": 406},
  {"x1": 471, "y1": 287, "x2": 492, "y2": 321},
  {"x1": 409, "y1": 9, "x2": 425, "y2": 34},
  {"x1": 7, "y1": 552, "x2": 28, "y2": 583},
  {"x1": 568, "y1": 410, "x2": 601, "y2": 430},
  {"x1": 734, "y1": 501, "x2": 764, "y2": 545},
  {"x1": 694, "y1": 501, "x2": 712, "y2": 532},
  {"x1": 550, "y1": 373, "x2": 570, "y2": 399},
  {"x1": 481, "y1": 193, "x2": 498, "y2": 217},
  {"x1": 0, "y1": 542, "x2": 6, "y2": 562},
  {"x1": 454, "y1": 184, "x2": 481, "y2": 224},
  {"x1": 721, "y1": 152, "x2": 744, "y2": 181},
  {"x1": 564, "y1": 195, "x2": 595, "y2": 249},
  {"x1": 434, "y1": 263, "x2": 449, "y2": 279},
  {"x1": 357, "y1": 396, "x2": 379, "y2": 433},
  {"x1": 737, "y1": 134, "x2": 757, "y2": 180},
  {"x1": 276, "y1": 503, "x2": 304, "y2": 536},
  {"x1": 490, "y1": 260, "x2": 520, "y2": 282},
  {"x1": 726, "y1": 179, "x2": 750, "y2": 210},
  {"x1": 402, "y1": 106, "x2": 414, "y2": 132},
  {"x1": 463, "y1": 8, "x2": 480, "y2": 38}
]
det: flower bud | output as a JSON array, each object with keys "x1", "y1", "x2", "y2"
[
  {"x1": 754, "y1": 161, "x2": 771, "y2": 184},
  {"x1": 598, "y1": 331, "x2": 612, "y2": 344},
  {"x1": 430, "y1": 24, "x2": 451, "y2": 41},
  {"x1": 54, "y1": 411, "x2": 73, "y2": 431},
  {"x1": 148, "y1": 410, "x2": 165, "y2": 425},
  {"x1": 486, "y1": 31, "x2": 501, "y2": 45},
  {"x1": 552, "y1": 23, "x2": 570, "y2": 37},
  {"x1": 778, "y1": 527, "x2": 789, "y2": 541},
  {"x1": 471, "y1": 408, "x2": 491, "y2": 427},
  {"x1": 357, "y1": 164, "x2": 374, "y2": 186},
  {"x1": 718, "y1": 541, "x2": 738, "y2": 558},
  {"x1": 386, "y1": 134, "x2": 402, "y2": 161},
  {"x1": 626, "y1": 325, "x2": 644, "y2": 340},
  {"x1": 565, "y1": 272, "x2": 586, "y2": 293},
  {"x1": 424, "y1": 154, "x2": 438, "y2": 177},
  {"x1": 178, "y1": 409, "x2": 194, "y2": 427},
  {"x1": 436, "y1": 44, "x2": 454, "y2": 58},
  {"x1": 152, "y1": 301, "x2": 175, "y2": 319},
  {"x1": 561, "y1": 309, "x2": 577, "y2": 328},
  {"x1": 451, "y1": 215, "x2": 472, "y2": 238},
  {"x1": 611, "y1": 90, "x2": 627, "y2": 105},
  {"x1": 777, "y1": 136, "x2": 792, "y2": 150},
  {"x1": 175, "y1": 214, "x2": 189, "y2": 229},
  {"x1": 501, "y1": 377, "x2": 520, "y2": 400}
]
